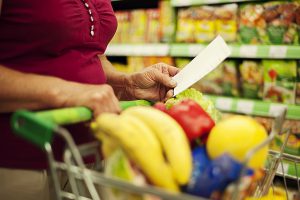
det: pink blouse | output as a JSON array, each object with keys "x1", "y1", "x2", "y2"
[{"x1": 0, "y1": 0, "x2": 117, "y2": 169}]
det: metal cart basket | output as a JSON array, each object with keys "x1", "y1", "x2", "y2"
[{"x1": 10, "y1": 102, "x2": 298, "y2": 200}]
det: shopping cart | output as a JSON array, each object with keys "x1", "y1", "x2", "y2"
[{"x1": 10, "y1": 101, "x2": 295, "y2": 200}]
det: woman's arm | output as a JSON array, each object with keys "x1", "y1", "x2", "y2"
[
  {"x1": 0, "y1": 65, "x2": 120, "y2": 116},
  {"x1": 98, "y1": 55, "x2": 133, "y2": 100},
  {"x1": 99, "y1": 55, "x2": 179, "y2": 102}
]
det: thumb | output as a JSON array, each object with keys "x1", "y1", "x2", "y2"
[{"x1": 152, "y1": 69, "x2": 177, "y2": 88}]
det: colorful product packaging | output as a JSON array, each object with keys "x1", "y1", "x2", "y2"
[
  {"x1": 130, "y1": 10, "x2": 147, "y2": 43},
  {"x1": 262, "y1": 1, "x2": 299, "y2": 45},
  {"x1": 194, "y1": 64, "x2": 224, "y2": 95},
  {"x1": 146, "y1": 9, "x2": 160, "y2": 43},
  {"x1": 159, "y1": 0, "x2": 176, "y2": 43},
  {"x1": 238, "y1": 4, "x2": 266, "y2": 44},
  {"x1": 120, "y1": 12, "x2": 131, "y2": 43},
  {"x1": 192, "y1": 60, "x2": 239, "y2": 96},
  {"x1": 214, "y1": 4, "x2": 238, "y2": 43},
  {"x1": 222, "y1": 60, "x2": 239, "y2": 97},
  {"x1": 263, "y1": 60, "x2": 297, "y2": 104},
  {"x1": 112, "y1": 12, "x2": 131, "y2": 43},
  {"x1": 193, "y1": 6, "x2": 216, "y2": 43},
  {"x1": 176, "y1": 8, "x2": 195, "y2": 43},
  {"x1": 240, "y1": 60, "x2": 264, "y2": 99}
]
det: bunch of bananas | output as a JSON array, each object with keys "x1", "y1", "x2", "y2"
[{"x1": 92, "y1": 106, "x2": 193, "y2": 192}]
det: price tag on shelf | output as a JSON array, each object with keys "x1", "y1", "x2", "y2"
[
  {"x1": 239, "y1": 45, "x2": 257, "y2": 58},
  {"x1": 269, "y1": 104, "x2": 287, "y2": 117},
  {"x1": 269, "y1": 46, "x2": 287, "y2": 58},
  {"x1": 237, "y1": 100, "x2": 254, "y2": 114},
  {"x1": 216, "y1": 98, "x2": 233, "y2": 111}
]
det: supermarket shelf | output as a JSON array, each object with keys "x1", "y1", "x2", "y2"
[
  {"x1": 269, "y1": 151, "x2": 300, "y2": 181},
  {"x1": 105, "y1": 44, "x2": 170, "y2": 56},
  {"x1": 106, "y1": 44, "x2": 300, "y2": 59},
  {"x1": 205, "y1": 95, "x2": 300, "y2": 120},
  {"x1": 170, "y1": 44, "x2": 300, "y2": 59},
  {"x1": 171, "y1": 0, "x2": 259, "y2": 7}
]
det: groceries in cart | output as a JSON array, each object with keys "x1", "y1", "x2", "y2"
[{"x1": 92, "y1": 88, "x2": 277, "y2": 200}]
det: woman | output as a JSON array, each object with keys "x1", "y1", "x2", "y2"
[{"x1": 0, "y1": 0, "x2": 179, "y2": 199}]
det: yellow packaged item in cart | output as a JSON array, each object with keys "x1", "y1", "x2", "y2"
[
  {"x1": 215, "y1": 4, "x2": 238, "y2": 43},
  {"x1": 194, "y1": 6, "x2": 215, "y2": 43}
]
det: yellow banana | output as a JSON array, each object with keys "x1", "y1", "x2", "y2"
[
  {"x1": 94, "y1": 131, "x2": 119, "y2": 158},
  {"x1": 93, "y1": 113, "x2": 179, "y2": 192},
  {"x1": 123, "y1": 106, "x2": 192, "y2": 185}
]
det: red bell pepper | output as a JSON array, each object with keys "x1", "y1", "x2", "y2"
[{"x1": 166, "y1": 99, "x2": 215, "y2": 142}]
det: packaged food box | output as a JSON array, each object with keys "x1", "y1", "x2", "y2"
[
  {"x1": 176, "y1": 8, "x2": 195, "y2": 43},
  {"x1": 214, "y1": 4, "x2": 238, "y2": 43},
  {"x1": 296, "y1": 61, "x2": 300, "y2": 105},
  {"x1": 159, "y1": 0, "x2": 176, "y2": 43},
  {"x1": 240, "y1": 60, "x2": 264, "y2": 99},
  {"x1": 222, "y1": 60, "x2": 239, "y2": 97},
  {"x1": 239, "y1": 4, "x2": 266, "y2": 44},
  {"x1": 194, "y1": 64, "x2": 224, "y2": 95},
  {"x1": 262, "y1": 1, "x2": 299, "y2": 45},
  {"x1": 193, "y1": 6, "x2": 216, "y2": 43},
  {"x1": 193, "y1": 60, "x2": 239, "y2": 96},
  {"x1": 130, "y1": 10, "x2": 147, "y2": 43},
  {"x1": 146, "y1": 9, "x2": 160, "y2": 43},
  {"x1": 263, "y1": 60, "x2": 297, "y2": 104}
]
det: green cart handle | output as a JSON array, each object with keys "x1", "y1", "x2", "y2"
[{"x1": 11, "y1": 100, "x2": 152, "y2": 149}]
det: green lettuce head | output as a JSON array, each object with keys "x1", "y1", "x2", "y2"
[{"x1": 166, "y1": 88, "x2": 221, "y2": 122}]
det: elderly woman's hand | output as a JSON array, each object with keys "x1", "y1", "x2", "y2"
[
  {"x1": 126, "y1": 63, "x2": 179, "y2": 102},
  {"x1": 60, "y1": 84, "x2": 121, "y2": 118}
]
